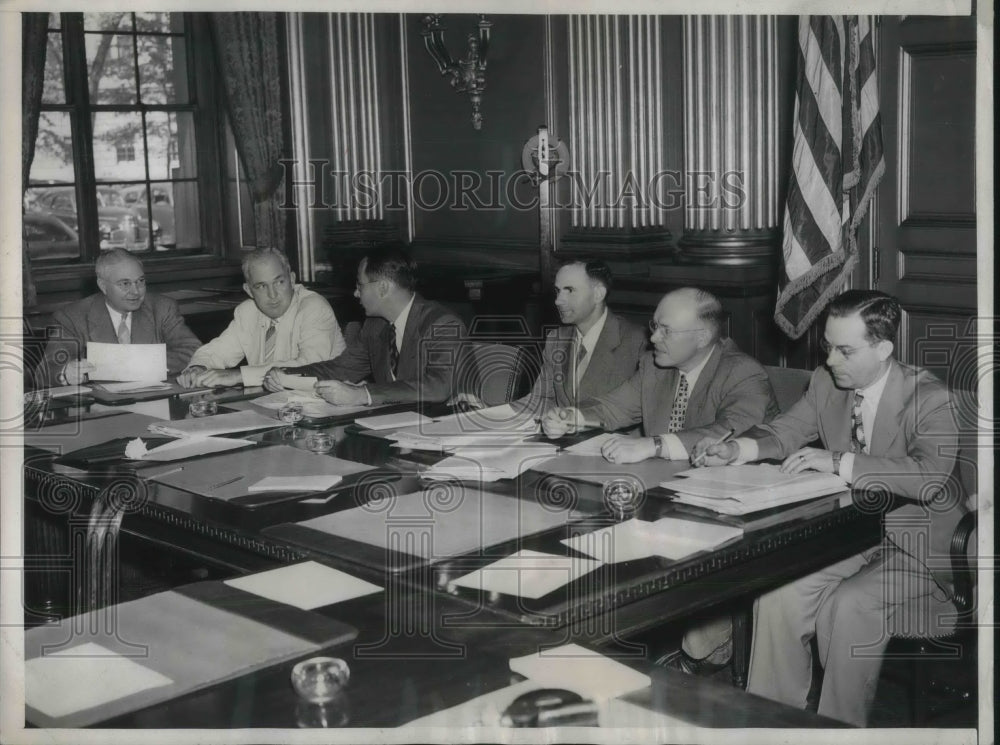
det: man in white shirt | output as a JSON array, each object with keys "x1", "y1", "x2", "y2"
[
  {"x1": 178, "y1": 247, "x2": 344, "y2": 388},
  {"x1": 40, "y1": 248, "x2": 201, "y2": 386},
  {"x1": 693, "y1": 290, "x2": 961, "y2": 726}
]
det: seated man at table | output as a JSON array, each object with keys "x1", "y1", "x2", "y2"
[
  {"x1": 510, "y1": 259, "x2": 647, "y2": 416},
  {"x1": 693, "y1": 290, "x2": 961, "y2": 727},
  {"x1": 265, "y1": 245, "x2": 467, "y2": 406},
  {"x1": 541, "y1": 287, "x2": 778, "y2": 463},
  {"x1": 40, "y1": 248, "x2": 201, "y2": 386},
  {"x1": 177, "y1": 247, "x2": 345, "y2": 388}
]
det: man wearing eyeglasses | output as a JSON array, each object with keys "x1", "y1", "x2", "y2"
[
  {"x1": 692, "y1": 290, "x2": 961, "y2": 727},
  {"x1": 541, "y1": 287, "x2": 778, "y2": 465},
  {"x1": 178, "y1": 247, "x2": 344, "y2": 388},
  {"x1": 264, "y1": 244, "x2": 466, "y2": 406},
  {"x1": 40, "y1": 248, "x2": 201, "y2": 386}
]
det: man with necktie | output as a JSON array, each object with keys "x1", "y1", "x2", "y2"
[
  {"x1": 541, "y1": 287, "x2": 778, "y2": 463},
  {"x1": 693, "y1": 290, "x2": 961, "y2": 726},
  {"x1": 265, "y1": 245, "x2": 466, "y2": 406},
  {"x1": 511, "y1": 260, "x2": 646, "y2": 417},
  {"x1": 178, "y1": 247, "x2": 344, "y2": 388},
  {"x1": 40, "y1": 248, "x2": 201, "y2": 386}
]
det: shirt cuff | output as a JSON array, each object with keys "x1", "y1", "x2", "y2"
[
  {"x1": 733, "y1": 437, "x2": 757, "y2": 464},
  {"x1": 364, "y1": 385, "x2": 372, "y2": 406},
  {"x1": 240, "y1": 365, "x2": 269, "y2": 388},
  {"x1": 839, "y1": 452, "x2": 855, "y2": 483},
  {"x1": 661, "y1": 434, "x2": 688, "y2": 461}
]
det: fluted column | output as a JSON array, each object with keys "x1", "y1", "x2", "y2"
[
  {"x1": 680, "y1": 15, "x2": 781, "y2": 265},
  {"x1": 561, "y1": 15, "x2": 671, "y2": 261}
]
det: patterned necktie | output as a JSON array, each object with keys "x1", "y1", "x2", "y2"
[
  {"x1": 388, "y1": 324, "x2": 400, "y2": 377},
  {"x1": 116, "y1": 312, "x2": 130, "y2": 345},
  {"x1": 263, "y1": 321, "x2": 276, "y2": 363},
  {"x1": 667, "y1": 374, "x2": 690, "y2": 433},
  {"x1": 850, "y1": 391, "x2": 867, "y2": 453}
]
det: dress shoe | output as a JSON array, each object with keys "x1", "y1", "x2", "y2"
[{"x1": 655, "y1": 640, "x2": 732, "y2": 677}]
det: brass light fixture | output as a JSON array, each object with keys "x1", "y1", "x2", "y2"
[{"x1": 420, "y1": 14, "x2": 492, "y2": 130}]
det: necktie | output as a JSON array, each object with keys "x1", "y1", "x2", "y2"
[
  {"x1": 572, "y1": 335, "x2": 587, "y2": 391},
  {"x1": 388, "y1": 324, "x2": 400, "y2": 377},
  {"x1": 116, "y1": 313, "x2": 130, "y2": 345},
  {"x1": 263, "y1": 322, "x2": 276, "y2": 363},
  {"x1": 850, "y1": 391, "x2": 867, "y2": 454},
  {"x1": 667, "y1": 374, "x2": 690, "y2": 433}
]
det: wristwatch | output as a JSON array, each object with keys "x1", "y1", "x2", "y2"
[
  {"x1": 831, "y1": 450, "x2": 843, "y2": 476},
  {"x1": 653, "y1": 435, "x2": 664, "y2": 458}
]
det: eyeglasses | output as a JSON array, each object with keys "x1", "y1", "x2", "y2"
[
  {"x1": 355, "y1": 279, "x2": 378, "y2": 293},
  {"x1": 819, "y1": 339, "x2": 876, "y2": 358},
  {"x1": 648, "y1": 321, "x2": 704, "y2": 337},
  {"x1": 113, "y1": 278, "x2": 146, "y2": 292}
]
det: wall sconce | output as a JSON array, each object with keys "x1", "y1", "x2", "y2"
[{"x1": 420, "y1": 14, "x2": 492, "y2": 130}]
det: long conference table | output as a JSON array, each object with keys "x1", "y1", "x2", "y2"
[{"x1": 18, "y1": 384, "x2": 887, "y2": 731}]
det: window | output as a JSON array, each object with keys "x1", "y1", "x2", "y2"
[{"x1": 25, "y1": 12, "x2": 225, "y2": 266}]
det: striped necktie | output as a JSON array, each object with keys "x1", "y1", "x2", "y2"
[
  {"x1": 388, "y1": 324, "x2": 400, "y2": 377},
  {"x1": 850, "y1": 391, "x2": 867, "y2": 454},
  {"x1": 667, "y1": 374, "x2": 690, "y2": 433},
  {"x1": 116, "y1": 312, "x2": 130, "y2": 345},
  {"x1": 263, "y1": 321, "x2": 276, "y2": 363}
]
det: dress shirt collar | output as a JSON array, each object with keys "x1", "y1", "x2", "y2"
[
  {"x1": 576, "y1": 308, "x2": 608, "y2": 357},
  {"x1": 106, "y1": 303, "x2": 132, "y2": 332},
  {"x1": 390, "y1": 294, "x2": 416, "y2": 351},
  {"x1": 680, "y1": 343, "x2": 716, "y2": 390}
]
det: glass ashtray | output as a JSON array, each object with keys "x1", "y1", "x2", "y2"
[
  {"x1": 278, "y1": 402, "x2": 305, "y2": 424},
  {"x1": 290, "y1": 657, "x2": 350, "y2": 704},
  {"x1": 305, "y1": 432, "x2": 335, "y2": 454},
  {"x1": 188, "y1": 399, "x2": 218, "y2": 417}
]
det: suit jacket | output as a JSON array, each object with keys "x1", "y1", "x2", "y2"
[
  {"x1": 750, "y1": 360, "x2": 963, "y2": 587},
  {"x1": 293, "y1": 294, "x2": 467, "y2": 405},
  {"x1": 582, "y1": 338, "x2": 780, "y2": 451},
  {"x1": 41, "y1": 292, "x2": 202, "y2": 384},
  {"x1": 516, "y1": 312, "x2": 647, "y2": 416}
]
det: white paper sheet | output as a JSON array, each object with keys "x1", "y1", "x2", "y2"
[
  {"x1": 564, "y1": 432, "x2": 618, "y2": 456},
  {"x1": 92, "y1": 398, "x2": 171, "y2": 420},
  {"x1": 224, "y1": 561, "x2": 381, "y2": 609},
  {"x1": 247, "y1": 474, "x2": 342, "y2": 492},
  {"x1": 355, "y1": 411, "x2": 434, "y2": 430},
  {"x1": 87, "y1": 342, "x2": 167, "y2": 382},
  {"x1": 417, "y1": 404, "x2": 538, "y2": 436},
  {"x1": 148, "y1": 410, "x2": 279, "y2": 438},
  {"x1": 40, "y1": 385, "x2": 92, "y2": 398},
  {"x1": 98, "y1": 381, "x2": 174, "y2": 393},
  {"x1": 26, "y1": 641, "x2": 174, "y2": 719},
  {"x1": 131, "y1": 436, "x2": 257, "y2": 463},
  {"x1": 248, "y1": 390, "x2": 370, "y2": 418},
  {"x1": 508, "y1": 643, "x2": 651, "y2": 701},
  {"x1": 561, "y1": 517, "x2": 743, "y2": 563},
  {"x1": 270, "y1": 369, "x2": 319, "y2": 391},
  {"x1": 423, "y1": 445, "x2": 558, "y2": 482},
  {"x1": 449, "y1": 549, "x2": 603, "y2": 600}
]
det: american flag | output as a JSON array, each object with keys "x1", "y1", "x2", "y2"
[{"x1": 774, "y1": 16, "x2": 885, "y2": 339}]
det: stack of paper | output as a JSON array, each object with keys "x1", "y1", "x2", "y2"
[
  {"x1": 148, "y1": 410, "x2": 279, "y2": 438},
  {"x1": 126, "y1": 436, "x2": 255, "y2": 462},
  {"x1": 449, "y1": 549, "x2": 603, "y2": 599},
  {"x1": 247, "y1": 390, "x2": 369, "y2": 418},
  {"x1": 224, "y1": 561, "x2": 381, "y2": 608},
  {"x1": 247, "y1": 474, "x2": 342, "y2": 492},
  {"x1": 388, "y1": 405, "x2": 539, "y2": 452},
  {"x1": 355, "y1": 411, "x2": 434, "y2": 430},
  {"x1": 561, "y1": 517, "x2": 743, "y2": 563},
  {"x1": 87, "y1": 342, "x2": 166, "y2": 382},
  {"x1": 422, "y1": 444, "x2": 559, "y2": 482},
  {"x1": 661, "y1": 464, "x2": 848, "y2": 515},
  {"x1": 508, "y1": 643, "x2": 651, "y2": 701}
]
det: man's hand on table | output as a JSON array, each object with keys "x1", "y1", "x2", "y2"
[
  {"x1": 541, "y1": 406, "x2": 588, "y2": 438},
  {"x1": 178, "y1": 366, "x2": 241, "y2": 388},
  {"x1": 779, "y1": 447, "x2": 836, "y2": 475},
  {"x1": 315, "y1": 380, "x2": 368, "y2": 406},
  {"x1": 62, "y1": 360, "x2": 95, "y2": 385},
  {"x1": 690, "y1": 438, "x2": 740, "y2": 467},
  {"x1": 601, "y1": 435, "x2": 657, "y2": 464}
]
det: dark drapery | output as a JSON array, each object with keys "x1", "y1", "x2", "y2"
[
  {"x1": 22, "y1": 13, "x2": 48, "y2": 307},
  {"x1": 209, "y1": 12, "x2": 286, "y2": 253}
]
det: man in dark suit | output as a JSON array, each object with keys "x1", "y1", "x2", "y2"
[
  {"x1": 265, "y1": 246, "x2": 466, "y2": 406},
  {"x1": 695, "y1": 290, "x2": 962, "y2": 726},
  {"x1": 40, "y1": 248, "x2": 201, "y2": 385},
  {"x1": 514, "y1": 260, "x2": 647, "y2": 416},
  {"x1": 542, "y1": 287, "x2": 778, "y2": 464}
]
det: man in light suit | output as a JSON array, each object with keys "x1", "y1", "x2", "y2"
[
  {"x1": 542, "y1": 287, "x2": 778, "y2": 463},
  {"x1": 178, "y1": 247, "x2": 344, "y2": 388},
  {"x1": 695, "y1": 290, "x2": 961, "y2": 726},
  {"x1": 40, "y1": 248, "x2": 201, "y2": 385},
  {"x1": 266, "y1": 245, "x2": 466, "y2": 406},
  {"x1": 514, "y1": 260, "x2": 647, "y2": 416}
]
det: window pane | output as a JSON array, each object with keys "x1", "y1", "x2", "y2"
[
  {"x1": 93, "y1": 112, "x2": 146, "y2": 181},
  {"x1": 42, "y1": 32, "x2": 66, "y2": 104},
  {"x1": 83, "y1": 12, "x2": 132, "y2": 33},
  {"x1": 146, "y1": 112, "x2": 197, "y2": 180},
  {"x1": 85, "y1": 33, "x2": 137, "y2": 105},
  {"x1": 135, "y1": 12, "x2": 183, "y2": 34},
  {"x1": 24, "y1": 185, "x2": 81, "y2": 262},
  {"x1": 30, "y1": 112, "x2": 75, "y2": 184},
  {"x1": 47, "y1": 12, "x2": 60, "y2": 30},
  {"x1": 138, "y1": 35, "x2": 188, "y2": 104}
]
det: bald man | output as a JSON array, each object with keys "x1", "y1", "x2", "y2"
[
  {"x1": 542, "y1": 287, "x2": 778, "y2": 463},
  {"x1": 39, "y1": 248, "x2": 201, "y2": 386}
]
